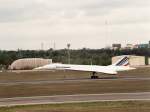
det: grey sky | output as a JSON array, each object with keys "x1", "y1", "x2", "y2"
[{"x1": 0, "y1": 0, "x2": 150, "y2": 50}]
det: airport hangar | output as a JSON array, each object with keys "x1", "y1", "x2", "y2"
[
  {"x1": 10, "y1": 58, "x2": 52, "y2": 70},
  {"x1": 112, "y1": 55, "x2": 150, "y2": 66}
]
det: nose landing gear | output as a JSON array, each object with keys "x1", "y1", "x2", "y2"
[{"x1": 91, "y1": 72, "x2": 99, "y2": 79}]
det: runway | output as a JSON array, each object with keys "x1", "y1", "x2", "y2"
[
  {"x1": 0, "y1": 92, "x2": 150, "y2": 107},
  {"x1": 0, "y1": 77, "x2": 150, "y2": 85}
]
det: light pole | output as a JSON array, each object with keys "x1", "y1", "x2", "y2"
[{"x1": 67, "y1": 43, "x2": 71, "y2": 64}]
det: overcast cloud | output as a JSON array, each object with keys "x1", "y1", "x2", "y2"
[{"x1": 0, "y1": 0, "x2": 150, "y2": 50}]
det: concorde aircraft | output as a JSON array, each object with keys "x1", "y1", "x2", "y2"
[{"x1": 34, "y1": 56, "x2": 135, "y2": 79}]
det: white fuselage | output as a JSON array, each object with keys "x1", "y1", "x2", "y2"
[{"x1": 35, "y1": 63, "x2": 135, "y2": 74}]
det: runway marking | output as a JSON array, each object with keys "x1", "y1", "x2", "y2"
[
  {"x1": 0, "y1": 99, "x2": 150, "y2": 107},
  {"x1": 0, "y1": 92, "x2": 150, "y2": 107},
  {"x1": 1, "y1": 92, "x2": 150, "y2": 100}
]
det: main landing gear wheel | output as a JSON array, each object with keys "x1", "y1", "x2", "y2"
[{"x1": 91, "y1": 72, "x2": 99, "y2": 79}]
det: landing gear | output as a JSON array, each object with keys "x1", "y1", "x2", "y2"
[{"x1": 91, "y1": 72, "x2": 99, "y2": 79}]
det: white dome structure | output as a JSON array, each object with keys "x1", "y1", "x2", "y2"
[{"x1": 10, "y1": 58, "x2": 52, "y2": 70}]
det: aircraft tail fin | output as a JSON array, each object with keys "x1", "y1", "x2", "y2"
[{"x1": 112, "y1": 56, "x2": 129, "y2": 66}]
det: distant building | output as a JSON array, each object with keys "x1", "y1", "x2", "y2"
[
  {"x1": 138, "y1": 44, "x2": 149, "y2": 48},
  {"x1": 124, "y1": 44, "x2": 138, "y2": 49},
  {"x1": 112, "y1": 55, "x2": 146, "y2": 66},
  {"x1": 133, "y1": 44, "x2": 139, "y2": 49},
  {"x1": 136, "y1": 41, "x2": 150, "y2": 48},
  {"x1": 125, "y1": 44, "x2": 134, "y2": 49},
  {"x1": 121, "y1": 41, "x2": 150, "y2": 49},
  {"x1": 112, "y1": 44, "x2": 121, "y2": 50},
  {"x1": 10, "y1": 58, "x2": 52, "y2": 70}
]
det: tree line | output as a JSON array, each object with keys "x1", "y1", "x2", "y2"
[{"x1": 0, "y1": 48, "x2": 150, "y2": 69}]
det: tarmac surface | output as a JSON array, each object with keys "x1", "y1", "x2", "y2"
[
  {"x1": 0, "y1": 92, "x2": 150, "y2": 107},
  {"x1": 0, "y1": 69, "x2": 150, "y2": 107},
  {"x1": 0, "y1": 77, "x2": 150, "y2": 85}
]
